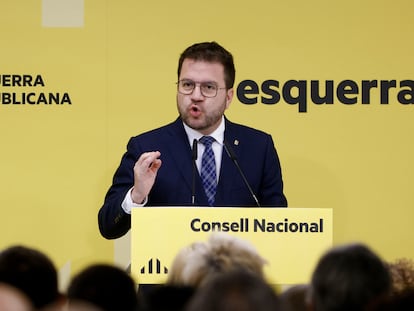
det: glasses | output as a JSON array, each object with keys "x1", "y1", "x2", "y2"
[{"x1": 177, "y1": 79, "x2": 227, "y2": 98}]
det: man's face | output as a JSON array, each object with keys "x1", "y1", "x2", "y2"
[{"x1": 177, "y1": 59, "x2": 233, "y2": 135}]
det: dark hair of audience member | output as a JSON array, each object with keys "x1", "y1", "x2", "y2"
[
  {"x1": 185, "y1": 268, "x2": 280, "y2": 311},
  {"x1": 0, "y1": 245, "x2": 60, "y2": 309},
  {"x1": 137, "y1": 284, "x2": 195, "y2": 311},
  {"x1": 308, "y1": 243, "x2": 391, "y2": 311},
  {"x1": 66, "y1": 263, "x2": 138, "y2": 311},
  {"x1": 373, "y1": 258, "x2": 414, "y2": 310},
  {"x1": 279, "y1": 284, "x2": 309, "y2": 311},
  {"x1": 373, "y1": 288, "x2": 414, "y2": 311}
]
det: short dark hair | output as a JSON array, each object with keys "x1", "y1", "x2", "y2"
[
  {"x1": 185, "y1": 268, "x2": 280, "y2": 311},
  {"x1": 0, "y1": 245, "x2": 59, "y2": 309},
  {"x1": 177, "y1": 41, "x2": 236, "y2": 89},
  {"x1": 67, "y1": 263, "x2": 138, "y2": 311},
  {"x1": 310, "y1": 243, "x2": 391, "y2": 311}
]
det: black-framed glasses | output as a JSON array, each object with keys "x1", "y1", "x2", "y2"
[{"x1": 176, "y1": 79, "x2": 226, "y2": 98}]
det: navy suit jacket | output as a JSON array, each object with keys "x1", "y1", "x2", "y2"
[{"x1": 98, "y1": 117, "x2": 287, "y2": 239}]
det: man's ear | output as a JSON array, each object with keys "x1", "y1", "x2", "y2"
[{"x1": 225, "y1": 88, "x2": 234, "y2": 109}]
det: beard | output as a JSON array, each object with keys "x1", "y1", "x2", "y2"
[{"x1": 178, "y1": 103, "x2": 226, "y2": 134}]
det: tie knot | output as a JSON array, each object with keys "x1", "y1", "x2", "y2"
[{"x1": 199, "y1": 136, "x2": 215, "y2": 147}]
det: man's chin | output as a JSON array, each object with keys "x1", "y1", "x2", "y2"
[
  {"x1": 188, "y1": 123, "x2": 206, "y2": 132},
  {"x1": 182, "y1": 116, "x2": 205, "y2": 130}
]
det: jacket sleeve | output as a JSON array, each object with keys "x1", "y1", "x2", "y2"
[
  {"x1": 98, "y1": 137, "x2": 140, "y2": 239},
  {"x1": 258, "y1": 134, "x2": 288, "y2": 207}
]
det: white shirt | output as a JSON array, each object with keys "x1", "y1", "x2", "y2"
[{"x1": 121, "y1": 116, "x2": 226, "y2": 213}]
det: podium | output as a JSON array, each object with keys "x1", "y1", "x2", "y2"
[{"x1": 131, "y1": 207, "x2": 332, "y2": 285}]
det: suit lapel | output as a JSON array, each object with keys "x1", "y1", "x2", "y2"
[
  {"x1": 164, "y1": 119, "x2": 207, "y2": 204},
  {"x1": 216, "y1": 119, "x2": 240, "y2": 204},
  {"x1": 165, "y1": 119, "x2": 193, "y2": 189}
]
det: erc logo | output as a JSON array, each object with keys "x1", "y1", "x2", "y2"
[{"x1": 139, "y1": 258, "x2": 169, "y2": 275}]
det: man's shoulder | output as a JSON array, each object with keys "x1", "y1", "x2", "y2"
[
  {"x1": 130, "y1": 118, "x2": 182, "y2": 140},
  {"x1": 225, "y1": 118, "x2": 271, "y2": 138}
]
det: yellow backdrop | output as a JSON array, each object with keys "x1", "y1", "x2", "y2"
[{"x1": 1, "y1": 0, "x2": 413, "y2": 289}]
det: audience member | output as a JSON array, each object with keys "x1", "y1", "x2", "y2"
[
  {"x1": 185, "y1": 268, "x2": 280, "y2": 311},
  {"x1": 0, "y1": 283, "x2": 33, "y2": 311},
  {"x1": 387, "y1": 257, "x2": 414, "y2": 295},
  {"x1": 166, "y1": 232, "x2": 267, "y2": 287},
  {"x1": 379, "y1": 288, "x2": 414, "y2": 310},
  {"x1": 66, "y1": 302, "x2": 106, "y2": 311},
  {"x1": 66, "y1": 263, "x2": 138, "y2": 311},
  {"x1": 307, "y1": 242, "x2": 391, "y2": 311},
  {"x1": 0, "y1": 245, "x2": 62, "y2": 309},
  {"x1": 3, "y1": 241, "x2": 412, "y2": 311},
  {"x1": 372, "y1": 258, "x2": 414, "y2": 310},
  {"x1": 137, "y1": 284, "x2": 195, "y2": 311},
  {"x1": 41, "y1": 300, "x2": 104, "y2": 311},
  {"x1": 279, "y1": 284, "x2": 309, "y2": 311}
]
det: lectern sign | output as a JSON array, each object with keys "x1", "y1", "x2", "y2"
[{"x1": 131, "y1": 207, "x2": 332, "y2": 284}]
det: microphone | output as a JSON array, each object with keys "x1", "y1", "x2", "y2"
[
  {"x1": 191, "y1": 139, "x2": 198, "y2": 205},
  {"x1": 223, "y1": 140, "x2": 260, "y2": 207}
]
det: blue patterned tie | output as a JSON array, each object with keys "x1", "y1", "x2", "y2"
[{"x1": 199, "y1": 136, "x2": 217, "y2": 206}]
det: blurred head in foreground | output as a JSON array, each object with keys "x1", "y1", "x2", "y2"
[
  {"x1": 185, "y1": 268, "x2": 280, "y2": 311},
  {"x1": 308, "y1": 243, "x2": 391, "y2": 311},
  {"x1": 0, "y1": 245, "x2": 60, "y2": 309},
  {"x1": 167, "y1": 232, "x2": 267, "y2": 287}
]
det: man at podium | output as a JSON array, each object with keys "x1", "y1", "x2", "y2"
[{"x1": 98, "y1": 41, "x2": 287, "y2": 239}]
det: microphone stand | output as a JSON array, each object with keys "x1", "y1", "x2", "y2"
[
  {"x1": 223, "y1": 140, "x2": 260, "y2": 207},
  {"x1": 191, "y1": 139, "x2": 198, "y2": 205}
]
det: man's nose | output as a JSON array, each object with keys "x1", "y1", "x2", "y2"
[{"x1": 190, "y1": 84, "x2": 205, "y2": 99}]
